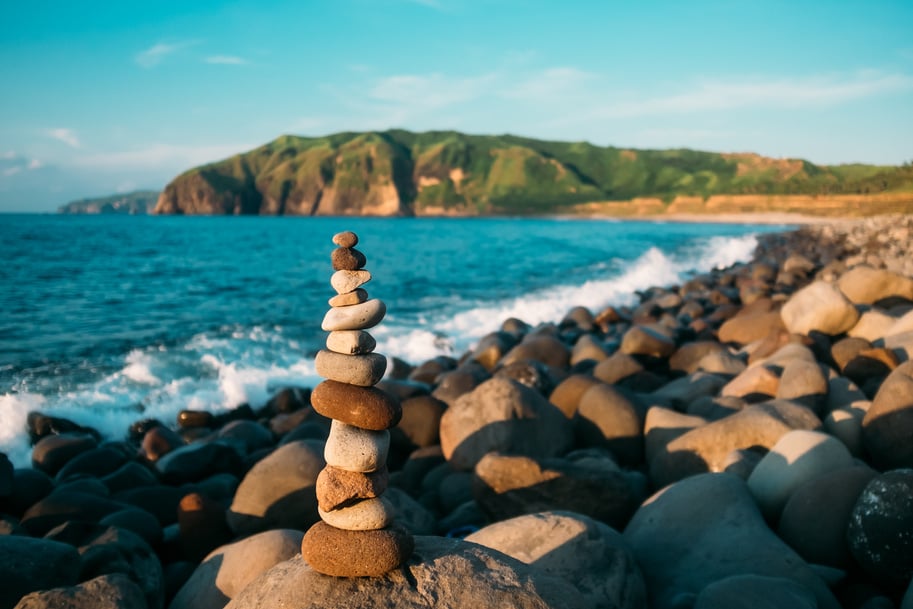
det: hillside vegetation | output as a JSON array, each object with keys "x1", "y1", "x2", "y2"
[{"x1": 153, "y1": 130, "x2": 913, "y2": 216}]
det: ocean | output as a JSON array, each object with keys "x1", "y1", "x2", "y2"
[{"x1": 0, "y1": 215, "x2": 790, "y2": 467}]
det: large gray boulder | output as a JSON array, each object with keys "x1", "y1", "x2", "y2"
[
  {"x1": 226, "y1": 440, "x2": 325, "y2": 536},
  {"x1": 440, "y1": 378, "x2": 573, "y2": 471},
  {"x1": 169, "y1": 529, "x2": 304, "y2": 609},
  {"x1": 466, "y1": 511, "x2": 646, "y2": 609},
  {"x1": 224, "y1": 536, "x2": 585, "y2": 609},
  {"x1": 623, "y1": 473, "x2": 839, "y2": 609}
]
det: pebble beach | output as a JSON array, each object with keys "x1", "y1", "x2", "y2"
[{"x1": 2, "y1": 214, "x2": 913, "y2": 609}]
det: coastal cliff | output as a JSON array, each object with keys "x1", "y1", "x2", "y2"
[{"x1": 154, "y1": 130, "x2": 913, "y2": 216}]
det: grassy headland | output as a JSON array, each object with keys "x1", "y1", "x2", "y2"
[{"x1": 152, "y1": 130, "x2": 913, "y2": 217}]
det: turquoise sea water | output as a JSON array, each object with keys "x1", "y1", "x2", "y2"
[{"x1": 0, "y1": 215, "x2": 789, "y2": 465}]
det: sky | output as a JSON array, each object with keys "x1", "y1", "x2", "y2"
[{"x1": 1, "y1": 0, "x2": 912, "y2": 212}]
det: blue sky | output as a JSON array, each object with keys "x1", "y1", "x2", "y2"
[{"x1": 1, "y1": 0, "x2": 912, "y2": 211}]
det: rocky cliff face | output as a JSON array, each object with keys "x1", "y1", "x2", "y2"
[{"x1": 154, "y1": 133, "x2": 413, "y2": 216}]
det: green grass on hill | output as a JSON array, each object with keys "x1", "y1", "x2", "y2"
[{"x1": 156, "y1": 130, "x2": 913, "y2": 216}]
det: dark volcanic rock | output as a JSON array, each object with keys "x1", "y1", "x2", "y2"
[{"x1": 847, "y1": 469, "x2": 913, "y2": 586}]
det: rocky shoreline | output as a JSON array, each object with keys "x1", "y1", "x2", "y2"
[{"x1": 2, "y1": 215, "x2": 913, "y2": 609}]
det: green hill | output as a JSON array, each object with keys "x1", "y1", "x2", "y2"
[
  {"x1": 153, "y1": 130, "x2": 913, "y2": 216},
  {"x1": 59, "y1": 190, "x2": 160, "y2": 214}
]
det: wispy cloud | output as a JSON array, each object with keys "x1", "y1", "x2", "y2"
[
  {"x1": 504, "y1": 67, "x2": 596, "y2": 99},
  {"x1": 47, "y1": 128, "x2": 80, "y2": 148},
  {"x1": 405, "y1": 0, "x2": 444, "y2": 9},
  {"x1": 204, "y1": 55, "x2": 249, "y2": 65},
  {"x1": 27, "y1": 158, "x2": 43, "y2": 170},
  {"x1": 136, "y1": 41, "x2": 195, "y2": 68},
  {"x1": 589, "y1": 70, "x2": 913, "y2": 119},
  {"x1": 370, "y1": 72, "x2": 497, "y2": 109}
]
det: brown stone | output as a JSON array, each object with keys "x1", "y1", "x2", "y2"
[
  {"x1": 549, "y1": 374, "x2": 602, "y2": 418},
  {"x1": 316, "y1": 465, "x2": 389, "y2": 512},
  {"x1": 332, "y1": 231, "x2": 358, "y2": 248},
  {"x1": 328, "y1": 288, "x2": 368, "y2": 307},
  {"x1": 326, "y1": 330, "x2": 377, "y2": 355},
  {"x1": 718, "y1": 312, "x2": 785, "y2": 346},
  {"x1": 331, "y1": 247, "x2": 367, "y2": 271},
  {"x1": 311, "y1": 380, "x2": 401, "y2": 430},
  {"x1": 301, "y1": 522, "x2": 414, "y2": 577}
]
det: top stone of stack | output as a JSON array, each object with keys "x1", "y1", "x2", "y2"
[{"x1": 332, "y1": 231, "x2": 358, "y2": 248}]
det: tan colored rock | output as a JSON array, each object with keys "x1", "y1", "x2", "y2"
[
  {"x1": 318, "y1": 496, "x2": 395, "y2": 531},
  {"x1": 314, "y1": 350, "x2": 387, "y2": 386},
  {"x1": 570, "y1": 333, "x2": 610, "y2": 366},
  {"x1": 649, "y1": 400, "x2": 822, "y2": 488},
  {"x1": 718, "y1": 312, "x2": 784, "y2": 346},
  {"x1": 321, "y1": 299, "x2": 386, "y2": 332},
  {"x1": 620, "y1": 324, "x2": 676, "y2": 358},
  {"x1": 328, "y1": 288, "x2": 369, "y2": 308},
  {"x1": 592, "y1": 352, "x2": 644, "y2": 385},
  {"x1": 849, "y1": 310, "x2": 897, "y2": 342},
  {"x1": 576, "y1": 383, "x2": 644, "y2": 466},
  {"x1": 780, "y1": 280, "x2": 859, "y2": 336},
  {"x1": 720, "y1": 365, "x2": 780, "y2": 399},
  {"x1": 316, "y1": 465, "x2": 389, "y2": 512},
  {"x1": 326, "y1": 330, "x2": 376, "y2": 355},
  {"x1": 837, "y1": 265, "x2": 913, "y2": 304},
  {"x1": 330, "y1": 269, "x2": 372, "y2": 295}
]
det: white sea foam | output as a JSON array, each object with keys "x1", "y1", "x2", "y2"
[
  {"x1": 0, "y1": 326, "x2": 322, "y2": 467},
  {"x1": 374, "y1": 233, "x2": 759, "y2": 363}
]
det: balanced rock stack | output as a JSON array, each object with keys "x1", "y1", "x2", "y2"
[{"x1": 301, "y1": 230, "x2": 414, "y2": 577}]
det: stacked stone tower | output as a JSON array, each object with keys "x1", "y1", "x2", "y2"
[{"x1": 301, "y1": 230, "x2": 414, "y2": 577}]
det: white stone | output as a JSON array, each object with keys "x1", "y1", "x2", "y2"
[
  {"x1": 324, "y1": 420, "x2": 390, "y2": 472},
  {"x1": 330, "y1": 270, "x2": 371, "y2": 295},
  {"x1": 321, "y1": 299, "x2": 386, "y2": 332},
  {"x1": 318, "y1": 497, "x2": 395, "y2": 531}
]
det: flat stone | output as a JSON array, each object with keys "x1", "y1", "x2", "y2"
[
  {"x1": 321, "y1": 299, "x2": 386, "y2": 332},
  {"x1": 301, "y1": 522, "x2": 413, "y2": 577},
  {"x1": 332, "y1": 231, "x2": 358, "y2": 248},
  {"x1": 328, "y1": 288, "x2": 368, "y2": 307},
  {"x1": 327, "y1": 329, "x2": 376, "y2": 355},
  {"x1": 324, "y1": 420, "x2": 390, "y2": 472},
  {"x1": 331, "y1": 247, "x2": 367, "y2": 271},
  {"x1": 312, "y1": 380, "x2": 401, "y2": 430},
  {"x1": 315, "y1": 350, "x2": 387, "y2": 387},
  {"x1": 319, "y1": 496, "x2": 395, "y2": 531},
  {"x1": 331, "y1": 270, "x2": 372, "y2": 295},
  {"x1": 316, "y1": 465, "x2": 389, "y2": 512}
]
